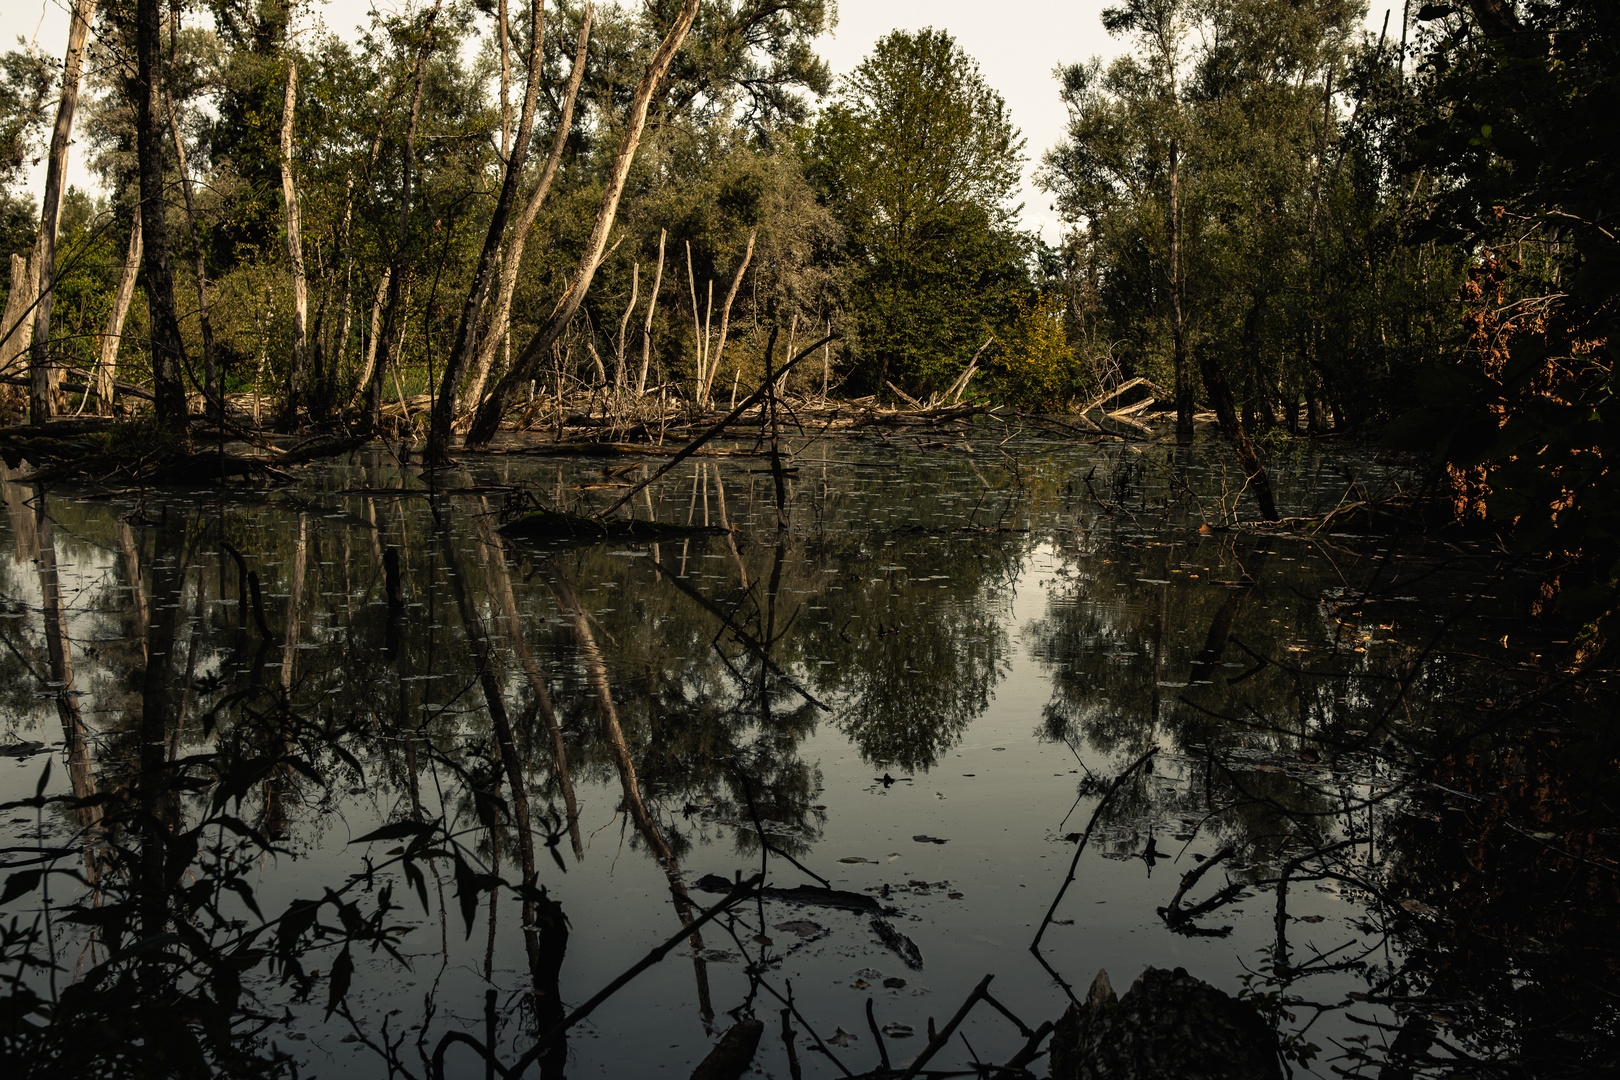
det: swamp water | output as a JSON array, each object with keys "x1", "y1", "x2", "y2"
[{"x1": 0, "y1": 435, "x2": 1614, "y2": 1078}]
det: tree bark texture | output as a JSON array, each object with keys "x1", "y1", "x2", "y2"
[
  {"x1": 28, "y1": 0, "x2": 95, "y2": 424},
  {"x1": 466, "y1": 0, "x2": 702, "y2": 447},
  {"x1": 135, "y1": 0, "x2": 189, "y2": 427},
  {"x1": 0, "y1": 252, "x2": 37, "y2": 382}
]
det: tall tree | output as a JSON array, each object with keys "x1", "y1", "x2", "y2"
[
  {"x1": 427, "y1": 0, "x2": 559, "y2": 463},
  {"x1": 27, "y1": 0, "x2": 96, "y2": 424},
  {"x1": 809, "y1": 28, "x2": 1027, "y2": 397},
  {"x1": 134, "y1": 0, "x2": 189, "y2": 425}
]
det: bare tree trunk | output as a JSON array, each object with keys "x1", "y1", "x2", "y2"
[
  {"x1": 351, "y1": 268, "x2": 390, "y2": 399},
  {"x1": 699, "y1": 227, "x2": 756, "y2": 405},
  {"x1": 95, "y1": 216, "x2": 143, "y2": 413},
  {"x1": 466, "y1": 0, "x2": 702, "y2": 446},
  {"x1": 165, "y1": 1, "x2": 218, "y2": 422},
  {"x1": 428, "y1": 0, "x2": 550, "y2": 462},
  {"x1": 367, "y1": 0, "x2": 443, "y2": 429},
  {"x1": 636, "y1": 229, "x2": 665, "y2": 394},
  {"x1": 136, "y1": 0, "x2": 189, "y2": 428},
  {"x1": 686, "y1": 242, "x2": 707, "y2": 399},
  {"x1": 1169, "y1": 137, "x2": 1192, "y2": 444},
  {"x1": 614, "y1": 262, "x2": 639, "y2": 389},
  {"x1": 462, "y1": 4, "x2": 594, "y2": 418},
  {"x1": 28, "y1": 0, "x2": 95, "y2": 424},
  {"x1": 278, "y1": 60, "x2": 309, "y2": 429}
]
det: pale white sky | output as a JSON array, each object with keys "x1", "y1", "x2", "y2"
[{"x1": 3, "y1": 0, "x2": 1397, "y2": 242}]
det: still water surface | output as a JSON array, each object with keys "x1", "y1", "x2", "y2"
[{"x1": 0, "y1": 436, "x2": 1593, "y2": 1077}]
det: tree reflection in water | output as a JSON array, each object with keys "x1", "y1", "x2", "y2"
[{"x1": 0, "y1": 445, "x2": 1613, "y2": 1078}]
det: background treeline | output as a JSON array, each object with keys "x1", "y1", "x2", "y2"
[
  {"x1": 0, "y1": 0, "x2": 1063, "y2": 427},
  {"x1": 1, "y1": 0, "x2": 1617, "y2": 635}
]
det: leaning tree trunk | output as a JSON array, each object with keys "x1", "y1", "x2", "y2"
[
  {"x1": 135, "y1": 0, "x2": 189, "y2": 427},
  {"x1": 427, "y1": 0, "x2": 549, "y2": 463},
  {"x1": 461, "y1": 3, "x2": 594, "y2": 416},
  {"x1": 278, "y1": 60, "x2": 310, "y2": 430},
  {"x1": 465, "y1": 0, "x2": 701, "y2": 447},
  {"x1": 95, "y1": 215, "x2": 143, "y2": 413},
  {"x1": 28, "y1": 0, "x2": 95, "y2": 424}
]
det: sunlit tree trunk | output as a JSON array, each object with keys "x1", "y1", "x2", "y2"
[
  {"x1": 699, "y1": 228, "x2": 755, "y2": 406},
  {"x1": 0, "y1": 252, "x2": 37, "y2": 384},
  {"x1": 165, "y1": 2, "x2": 218, "y2": 422},
  {"x1": 614, "y1": 262, "x2": 639, "y2": 389},
  {"x1": 28, "y1": 0, "x2": 95, "y2": 424},
  {"x1": 350, "y1": 269, "x2": 390, "y2": 401},
  {"x1": 95, "y1": 217, "x2": 142, "y2": 413},
  {"x1": 636, "y1": 230, "x2": 666, "y2": 395},
  {"x1": 278, "y1": 60, "x2": 309, "y2": 430}
]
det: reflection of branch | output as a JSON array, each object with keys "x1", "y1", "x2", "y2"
[
  {"x1": 732, "y1": 764, "x2": 830, "y2": 888},
  {"x1": 1158, "y1": 844, "x2": 1243, "y2": 935},
  {"x1": 1031, "y1": 748, "x2": 1157, "y2": 950},
  {"x1": 503, "y1": 874, "x2": 763, "y2": 1075},
  {"x1": 895, "y1": 973, "x2": 994, "y2": 1080},
  {"x1": 651, "y1": 557, "x2": 828, "y2": 710}
]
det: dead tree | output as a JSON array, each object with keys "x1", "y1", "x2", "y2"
[
  {"x1": 365, "y1": 0, "x2": 444, "y2": 430},
  {"x1": 636, "y1": 229, "x2": 666, "y2": 394},
  {"x1": 464, "y1": 0, "x2": 702, "y2": 447}
]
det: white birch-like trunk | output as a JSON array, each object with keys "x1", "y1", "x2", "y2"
[
  {"x1": 95, "y1": 216, "x2": 143, "y2": 412},
  {"x1": 280, "y1": 60, "x2": 309, "y2": 425}
]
